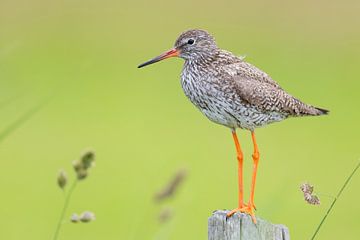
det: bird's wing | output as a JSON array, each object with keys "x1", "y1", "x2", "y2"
[
  {"x1": 233, "y1": 77, "x2": 291, "y2": 113},
  {"x1": 232, "y1": 72, "x2": 320, "y2": 116},
  {"x1": 224, "y1": 61, "x2": 282, "y2": 89},
  {"x1": 219, "y1": 60, "x2": 322, "y2": 116}
]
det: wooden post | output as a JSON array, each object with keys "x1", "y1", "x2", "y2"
[{"x1": 208, "y1": 210, "x2": 290, "y2": 240}]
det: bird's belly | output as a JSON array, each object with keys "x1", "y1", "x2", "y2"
[
  {"x1": 200, "y1": 102, "x2": 238, "y2": 128},
  {"x1": 180, "y1": 75, "x2": 285, "y2": 130},
  {"x1": 181, "y1": 77, "x2": 243, "y2": 128},
  {"x1": 201, "y1": 103, "x2": 285, "y2": 130},
  {"x1": 181, "y1": 82, "x2": 285, "y2": 130}
]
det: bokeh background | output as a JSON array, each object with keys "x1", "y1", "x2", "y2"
[{"x1": 0, "y1": 0, "x2": 359, "y2": 239}]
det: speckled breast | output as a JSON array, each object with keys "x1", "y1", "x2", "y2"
[{"x1": 181, "y1": 66, "x2": 242, "y2": 129}]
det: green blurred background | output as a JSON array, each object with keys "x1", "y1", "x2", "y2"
[{"x1": 0, "y1": 0, "x2": 359, "y2": 239}]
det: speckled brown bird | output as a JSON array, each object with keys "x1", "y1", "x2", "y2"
[{"x1": 138, "y1": 29, "x2": 328, "y2": 223}]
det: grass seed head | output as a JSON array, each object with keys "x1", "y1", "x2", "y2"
[
  {"x1": 72, "y1": 150, "x2": 95, "y2": 180},
  {"x1": 70, "y1": 213, "x2": 80, "y2": 223},
  {"x1": 57, "y1": 169, "x2": 67, "y2": 189},
  {"x1": 76, "y1": 168, "x2": 88, "y2": 180},
  {"x1": 79, "y1": 211, "x2": 96, "y2": 223},
  {"x1": 73, "y1": 160, "x2": 83, "y2": 172},
  {"x1": 81, "y1": 150, "x2": 95, "y2": 170}
]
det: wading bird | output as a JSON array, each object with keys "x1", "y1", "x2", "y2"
[{"x1": 138, "y1": 29, "x2": 328, "y2": 223}]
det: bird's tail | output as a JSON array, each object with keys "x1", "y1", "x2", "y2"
[
  {"x1": 298, "y1": 103, "x2": 329, "y2": 116},
  {"x1": 314, "y1": 107, "x2": 329, "y2": 115},
  {"x1": 290, "y1": 97, "x2": 329, "y2": 116}
]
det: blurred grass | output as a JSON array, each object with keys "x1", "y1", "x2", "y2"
[{"x1": 0, "y1": 0, "x2": 359, "y2": 239}]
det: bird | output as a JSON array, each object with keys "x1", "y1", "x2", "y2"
[{"x1": 138, "y1": 29, "x2": 328, "y2": 223}]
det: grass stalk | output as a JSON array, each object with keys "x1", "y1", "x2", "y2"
[
  {"x1": 0, "y1": 97, "x2": 51, "y2": 143},
  {"x1": 310, "y1": 160, "x2": 360, "y2": 240},
  {"x1": 52, "y1": 180, "x2": 78, "y2": 240}
]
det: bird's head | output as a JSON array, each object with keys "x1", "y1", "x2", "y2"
[{"x1": 138, "y1": 29, "x2": 218, "y2": 68}]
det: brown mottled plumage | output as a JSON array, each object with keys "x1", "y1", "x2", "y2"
[
  {"x1": 176, "y1": 29, "x2": 328, "y2": 131},
  {"x1": 138, "y1": 29, "x2": 328, "y2": 222}
]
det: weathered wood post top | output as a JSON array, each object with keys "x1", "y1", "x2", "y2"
[{"x1": 208, "y1": 210, "x2": 290, "y2": 240}]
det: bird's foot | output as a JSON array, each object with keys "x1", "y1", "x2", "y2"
[{"x1": 226, "y1": 203, "x2": 257, "y2": 224}]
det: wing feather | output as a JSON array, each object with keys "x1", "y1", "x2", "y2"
[{"x1": 224, "y1": 61, "x2": 320, "y2": 115}]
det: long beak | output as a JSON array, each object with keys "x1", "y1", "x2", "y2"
[{"x1": 138, "y1": 48, "x2": 180, "y2": 68}]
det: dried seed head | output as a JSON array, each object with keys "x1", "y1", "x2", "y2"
[
  {"x1": 300, "y1": 182, "x2": 320, "y2": 205},
  {"x1": 79, "y1": 211, "x2": 96, "y2": 223},
  {"x1": 300, "y1": 183, "x2": 314, "y2": 195},
  {"x1": 57, "y1": 169, "x2": 67, "y2": 189},
  {"x1": 81, "y1": 150, "x2": 95, "y2": 170},
  {"x1": 304, "y1": 193, "x2": 321, "y2": 205},
  {"x1": 70, "y1": 213, "x2": 79, "y2": 223}
]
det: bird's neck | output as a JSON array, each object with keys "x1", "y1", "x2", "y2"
[{"x1": 185, "y1": 50, "x2": 219, "y2": 69}]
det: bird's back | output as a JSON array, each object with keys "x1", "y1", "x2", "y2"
[{"x1": 219, "y1": 55, "x2": 328, "y2": 116}]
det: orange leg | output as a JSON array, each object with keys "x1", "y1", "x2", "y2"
[
  {"x1": 227, "y1": 130, "x2": 259, "y2": 224},
  {"x1": 226, "y1": 130, "x2": 247, "y2": 219},
  {"x1": 249, "y1": 131, "x2": 260, "y2": 209},
  {"x1": 232, "y1": 129, "x2": 245, "y2": 208}
]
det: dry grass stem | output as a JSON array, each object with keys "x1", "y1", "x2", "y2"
[{"x1": 154, "y1": 168, "x2": 187, "y2": 202}]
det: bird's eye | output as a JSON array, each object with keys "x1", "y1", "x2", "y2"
[{"x1": 187, "y1": 39, "x2": 195, "y2": 45}]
